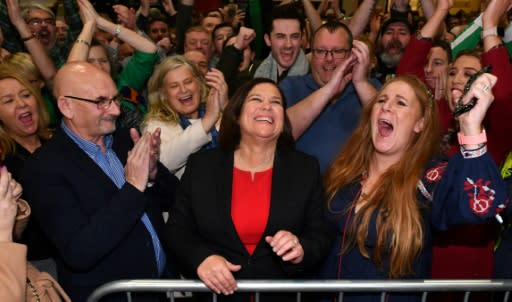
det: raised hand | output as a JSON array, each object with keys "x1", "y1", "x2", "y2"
[
  {"x1": 6, "y1": 0, "x2": 25, "y2": 29},
  {"x1": 233, "y1": 27, "x2": 256, "y2": 51},
  {"x1": 205, "y1": 68, "x2": 228, "y2": 110},
  {"x1": 77, "y1": 0, "x2": 98, "y2": 26},
  {"x1": 113, "y1": 5, "x2": 137, "y2": 30},
  {"x1": 324, "y1": 53, "x2": 357, "y2": 97},
  {"x1": 77, "y1": 0, "x2": 99, "y2": 24},
  {"x1": 351, "y1": 40, "x2": 371, "y2": 85},
  {"x1": 457, "y1": 72, "x2": 497, "y2": 135}
]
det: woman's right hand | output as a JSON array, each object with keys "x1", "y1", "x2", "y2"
[
  {"x1": 0, "y1": 167, "x2": 18, "y2": 243},
  {"x1": 197, "y1": 255, "x2": 241, "y2": 295}
]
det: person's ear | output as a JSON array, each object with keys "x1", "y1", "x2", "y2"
[
  {"x1": 414, "y1": 117, "x2": 425, "y2": 133},
  {"x1": 57, "y1": 96, "x2": 74, "y2": 119},
  {"x1": 264, "y1": 33, "x2": 271, "y2": 47}
]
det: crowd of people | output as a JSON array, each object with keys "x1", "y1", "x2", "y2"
[{"x1": 0, "y1": 0, "x2": 511, "y2": 301}]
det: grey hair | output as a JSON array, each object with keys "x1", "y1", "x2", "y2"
[{"x1": 21, "y1": 3, "x2": 55, "y2": 22}]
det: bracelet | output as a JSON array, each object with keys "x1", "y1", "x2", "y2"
[
  {"x1": 75, "y1": 39, "x2": 90, "y2": 47},
  {"x1": 460, "y1": 144, "x2": 487, "y2": 159},
  {"x1": 461, "y1": 143, "x2": 486, "y2": 152},
  {"x1": 488, "y1": 43, "x2": 505, "y2": 51},
  {"x1": 416, "y1": 31, "x2": 433, "y2": 43},
  {"x1": 481, "y1": 26, "x2": 498, "y2": 39},
  {"x1": 457, "y1": 129, "x2": 487, "y2": 145},
  {"x1": 114, "y1": 24, "x2": 122, "y2": 39},
  {"x1": 21, "y1": 33, "x2": 36, "y2": 42}
]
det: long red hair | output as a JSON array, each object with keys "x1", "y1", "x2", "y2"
[{"x1": 324, "y1": 75, "x2": 440, "y2": 278}]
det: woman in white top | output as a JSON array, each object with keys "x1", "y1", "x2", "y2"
[{"x1": 143, "y1": 55, "x2": 228, "y2": 178}]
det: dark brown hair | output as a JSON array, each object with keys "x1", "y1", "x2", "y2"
[{"x1": 219, "y1": 78, "x2": 294, "y2": 151}]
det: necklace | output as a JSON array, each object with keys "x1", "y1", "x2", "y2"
[
  {"x1": 236, "y1": 151, "x2": 275, "y2": 173},
  {"x1": 27, "y1": 278, "x2": 41, "y2": 302}
]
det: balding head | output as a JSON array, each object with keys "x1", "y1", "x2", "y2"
[
  {"x1": 184, "y1": 50, "x2": 208, "y2": 75},
  {"x1": 54, "y1": 61, "x2": 114, "y2": 98},
  {"x1": 55, "y1": 62, "x2": 120, "y2": 145}
]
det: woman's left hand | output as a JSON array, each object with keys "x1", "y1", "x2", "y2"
[
  {"x1": 265, "y1": 230, "x2": 304, "y2": 264},
  {"x1": 457, "y1": 72, "x2": 497, "y2": 135}
]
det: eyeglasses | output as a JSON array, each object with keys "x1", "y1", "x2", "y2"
[
  {"x1": 27, "y1": 18, "x2": 56, "y2": 26},
  {"x1": 65, "y1": 94, "x2": 121, "y2": 110},
  {"x1": 312, "y1": 48, "x2": 351, "y2": 59}
]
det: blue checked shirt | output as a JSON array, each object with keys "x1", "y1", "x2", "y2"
[{"x1": 62, "y1": 122, "x2": 166, "y2": 276}]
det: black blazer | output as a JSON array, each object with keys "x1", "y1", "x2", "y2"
[
  {"x1": 21, "y1": 127, "x2": 178, "y2": 302},
  {"x1": 164, "y1": 147, "x2": 331, "y2": 288}
]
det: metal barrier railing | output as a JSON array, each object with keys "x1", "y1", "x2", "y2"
[{"x1": 87, "y1": 279, "x2": 512, "y2": 302}]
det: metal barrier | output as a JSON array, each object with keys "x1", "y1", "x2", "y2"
[{"x1": 87, "y1": 279, "x2": 512, "y2": 302}]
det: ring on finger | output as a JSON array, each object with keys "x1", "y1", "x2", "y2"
[{"x1": 482, "y1": 84, "x2": 490, "y2": 93}]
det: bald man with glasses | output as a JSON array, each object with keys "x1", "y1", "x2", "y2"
[
  {"x1": 280, "y1": 21, "x2": 381, "y2": 173},
  {"x1": 21, "y1": 62, "x2": 178, "y2": 302}
]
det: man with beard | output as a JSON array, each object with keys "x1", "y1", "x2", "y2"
[
  {"x1": 280, "y1": 21, "x2": 380, "y2": 173},
  {"x1": 373, "y1": 16, "x2": 413, "y2": 83},
  {"x1": 0, "y1": 1, "x2": 81, "y2": 67}
]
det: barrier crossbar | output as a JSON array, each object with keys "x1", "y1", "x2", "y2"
[{"x1": 87, "y1": 279, "x2": 512, "y2": 302}]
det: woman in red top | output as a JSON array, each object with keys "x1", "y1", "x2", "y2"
[{"x1": 164, "y1": 78, "x2": 331, "y2": 301}]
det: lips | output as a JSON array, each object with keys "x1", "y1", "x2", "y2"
[
  {"x1": 18, "y1": 112, "x2": 34, "y2": 127},
  {"x1": 378, "y1": 119, "x2": 393, "y2": 137},
  {"x1": 280, "y1": 50, "x2": 294, "y2": 63},
  {"x1": 451, "y1": 88, "x2": 463, "y2": 101},
  {"x1": 178, "y1": 95, "x2": 193, "y2": 105},
  {"x1": 37, "y1": 29, "x2": 51, "y2": 45},
  {"x1": 255, "y1": 116, "x2": 273, "y2": 124}
]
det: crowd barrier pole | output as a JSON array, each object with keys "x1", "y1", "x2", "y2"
[{"x1": 87, "y1": 279, "x2": 512, "y2": 302}]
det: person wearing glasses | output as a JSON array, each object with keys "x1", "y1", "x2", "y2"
[
  {"x1": 67, "y1": 0, "x2": 160, "y2": 129},
  {"x1": 280, "y1": 21, "x2": 380, "y2": 173},
  {"x1": 20, "y1": 61, "x2": 179, "y2": 302},
  {"x1": 0, "y1": 0, "x2": 82, "y2": 68}
]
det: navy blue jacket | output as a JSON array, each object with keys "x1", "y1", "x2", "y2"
[{"x1": 21, "y1": 127, "x2": 178, "y2": 302}]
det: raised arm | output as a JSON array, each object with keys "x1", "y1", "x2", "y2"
[
  {"x1": 351, "y1": 39, "x2": 378, "y2": 106},
  {"x1": 301, "y1": 0, "x2": 322, "y2": 33},
  {"x1": 419, "y1": 0, "x2": 452, "y2": 39},
  {"x1": 6, "y1": 0, "x2": 57, "y2": 88},
  {"x1": 66, "y1": 0, "x2": 96, "y2": 62},
  {"x1": 419, "y1": 0, "x2": 435, "y2": 19},
  {"x1": 286, "y1": 55, "x2": 357, "y2": 139},
  {"x1": 348, "y1": 0, "x2": 378, "y2": 37},
  {"x1": 482, "y1": 0, "x2": 512, "y2": 52}
]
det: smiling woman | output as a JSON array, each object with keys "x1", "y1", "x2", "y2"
[
  {"x1": 142, "y1": 55, "x2": 228, "y2": 178},
  {"x1": 318, "y1": 74, "x2": 507, "y2": 302},
  {"x1": 164, "y1": 78, "x2": 331, "y2": 302}
]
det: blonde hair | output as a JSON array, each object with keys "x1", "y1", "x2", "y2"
[
  {"x1": 0, "y1": 63, "x2": 51, "y2": 160},
  {"x1": 144, "y1": 55, "x2": 208, "y2": 125},
  {"x1": 2, "y1": 52, "x2": 42, "y2": 83},
  {"x1": 324, "y1": 75, "x2": 440, "y2": 278}
]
